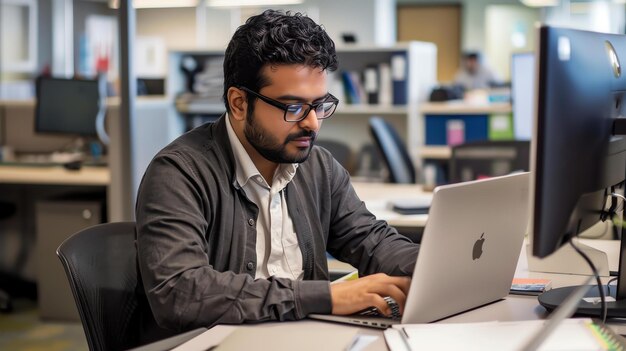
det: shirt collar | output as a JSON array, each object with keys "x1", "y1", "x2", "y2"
[{"x1": 225, "y1": 114, "x2": 298, "y2": 189}]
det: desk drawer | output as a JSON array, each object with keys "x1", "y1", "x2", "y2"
[{"x1": 36, "y1": 200, "x2": 103, "y2": 321}]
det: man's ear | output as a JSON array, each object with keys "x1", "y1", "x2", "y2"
[{"x1": 227, "y1": 87, "x2": 247, "y2": 121}]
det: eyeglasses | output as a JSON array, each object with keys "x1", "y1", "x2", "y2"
[{"x1": 239, "y1": 86, "x2": 339, "y2": 122}]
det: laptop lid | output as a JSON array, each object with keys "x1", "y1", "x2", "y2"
[{"x1": 402, "y1": 172, "x2": 530, "y2": 324}]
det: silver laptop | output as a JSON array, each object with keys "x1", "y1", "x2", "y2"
[{"x1": 310, "y1": 172, "x2": 530, "y2": 328}]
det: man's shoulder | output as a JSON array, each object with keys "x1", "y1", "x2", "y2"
[
  {"x1": 158, "y1": 122, "x2": 220, "y2": 159},
  {"x1": 149, "y1": 121, "x2": 232, "y2": 179}
]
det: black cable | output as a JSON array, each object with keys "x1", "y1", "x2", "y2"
[
  {"x1": 607, "y1": 277, "x2": 619, "y2": 296},
  {"x1": 569, "y1": 237, "x2": 607, "y2": 323}
]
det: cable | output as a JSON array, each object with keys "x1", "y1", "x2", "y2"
[
  {"x1": 611, "y1": 192, "x2": 626, "y2": 214},
  {"x1": 569, "y1": 237, "x2": 607, "y2": 323},
  {"x1": 607, "y1": 277, "x2": 619, "y2": 297}
]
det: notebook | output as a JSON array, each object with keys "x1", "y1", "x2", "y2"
[{"x1": 309, "y1": 172, "x2": 530, "y2": 328}]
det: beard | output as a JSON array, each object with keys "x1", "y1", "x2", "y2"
[{"x1": 243, "y1": 110, "x2": 317, "y2": 164}]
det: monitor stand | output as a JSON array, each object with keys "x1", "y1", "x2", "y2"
[
  {"x1": 537, "y1": 229, "x2": 626, "y2": 318},
  {"x1": 526, "y1": 240, "x2": 609, "y2": 276},
  {"x1": 538, "y1": 285, "x2": 626, "y2": 318}
]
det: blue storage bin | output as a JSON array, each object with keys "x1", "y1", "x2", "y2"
[{"x1": 424, "y1": 114, "x2": 489, "y2": 145}]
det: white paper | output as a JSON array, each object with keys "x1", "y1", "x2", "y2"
[{"x1": 395, "y1": 319, "x2": 603, "y2": 351}]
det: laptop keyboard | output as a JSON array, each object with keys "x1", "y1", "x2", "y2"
[{"x1": 357, "y1": 307, "x2": 401, "y2": 320}]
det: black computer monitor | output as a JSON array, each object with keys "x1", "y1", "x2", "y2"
[
  {"x1": 531, "y1": 26, "x2": 626, "y2": 317},
  {"x1": 35, "y1": 77, "x2": 100, "y2": 137}
]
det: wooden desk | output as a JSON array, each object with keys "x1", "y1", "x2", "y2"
[
  {"x1": 0, "y1": 165, "x2": 110, "y2": 186},
  {"x1": 351, "y1": 181, "x2": 430, "y2": 229}
]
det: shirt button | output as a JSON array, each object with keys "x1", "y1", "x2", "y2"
[
  {"x1": 248, "y1": 218, "x2": 255, "y2": 226},
  {"x1": 246, "y1": 262, "x2": 254, "y2": 271}
]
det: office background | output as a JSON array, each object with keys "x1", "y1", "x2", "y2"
[{"x1": 1, "y1": 0, "x2": 626, "y2": 350}]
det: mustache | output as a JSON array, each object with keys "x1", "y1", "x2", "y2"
[{"x1": 285, "y1": 130, "x2": 317, "y2": 143}]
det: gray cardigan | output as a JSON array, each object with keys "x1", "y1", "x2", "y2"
[{"x1": 135, "y1": 115, "x2": 420, "y2": 332}]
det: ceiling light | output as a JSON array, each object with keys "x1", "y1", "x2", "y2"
[
  {"x1": 207, "y1": 0, "x2": 304, "y2": 7},
  {"x1": 109, "y1": 0, "x2": 199, "y2": 9},
  {"x1": 520, "y1": 0, "x2": 559, "y2": 7}
]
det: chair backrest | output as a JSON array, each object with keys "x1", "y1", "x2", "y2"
[
  {"x1": 354, "y1": 144, "x2": 385, "y2": 180},
  {"x1": 449, "y1": 140, "x2": 530, "y2": 183},
  {"x1": 316, "y1": 139, "x2": 354, "y2": 174},
  {"x1": 56, "y1": 222, "x2": 147, "y2": 351},
  {"x1": 368, "y1": 117, "x2": 416, "y2": 184}
]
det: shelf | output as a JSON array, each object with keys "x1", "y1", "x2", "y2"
[
  {"x1": 167, "y1": 42, "x2": 438, "y2": 168},
  {"x1": 175, "y1": 99, "x2": 224, "y2": 114},
  {"x1": 421, "y1": 146, "x2": 451, "y2": 159},
  {"x1": 336, "y1": 104, "x2": 408, "y2": 115},
  {"x1": 421, "y1": 101, "x2": 512, "y2": 115},
  {"x1": 174, "y1": 100, "x2": 408, "y2": 116}
]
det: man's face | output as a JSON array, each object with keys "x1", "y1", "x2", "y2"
[
  {"x1": 465, "y1": 57, "x2": 478, "y2": 74},
  {"x1": 244, "y1": 64, "x2": 328, "y2": 164}
]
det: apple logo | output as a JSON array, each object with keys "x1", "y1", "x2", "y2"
[{"x1": 472, "y1": 233, "x2": 485, "y2": 260}]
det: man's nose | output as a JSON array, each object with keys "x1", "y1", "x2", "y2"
[{"x1": 298, "y1": 107, "x2": 320, "y2": 131}]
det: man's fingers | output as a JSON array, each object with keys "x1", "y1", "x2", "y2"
[
  {"x1": 330, "y1": 274, "x2": 412, "y2": 317},
  {"x1": 368, "y1": 285, "x2": 406, "y2": 315},
  {"x1": 380, "y1": 284, "x2": 407, "y2": 314},
  {"x1": 368, "y1": 294, "x2": 391, "y2": 317},
  {"x1": 385, "y1": 276, "x2": 411, "y2": 295},
  {"x1": 366, "y1": 274, "x2": 411, "y2": 295}
]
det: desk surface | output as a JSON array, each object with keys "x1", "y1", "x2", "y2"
[
  {"x1": 352, "y1": 181, "x2": 430, "y2": 228},
  {"x1": 176, "y1": 238, "x2": 623, "y2": 351},
  {"x1": 0, "y1": 164, "x2": 110, "y2": 186}
]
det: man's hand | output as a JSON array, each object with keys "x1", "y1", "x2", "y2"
[{"x1": 330, "y1": 273, "x2": 411, "y2": 317}]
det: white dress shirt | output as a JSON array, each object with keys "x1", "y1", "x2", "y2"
[
  {"x1": 226, "y1": 116, "x2": 304, "y2": 280},
  {"x1": 454, "y1": 65, "x2": 501, "y2": 90}
]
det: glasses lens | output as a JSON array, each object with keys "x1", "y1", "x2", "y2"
[
  {"x1": 285, "y1": 104, "x2": 307, "y2": 121},
  {"x1": 318, "y1": 102, "x2": 337, "y2": 119}
]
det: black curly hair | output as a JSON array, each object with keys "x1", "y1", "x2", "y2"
[{"x1": 223, "y1": 10, "x2": 338, "y2": 113}]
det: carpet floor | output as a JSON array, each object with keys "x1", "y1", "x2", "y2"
[{"x1": 0, "y1": 299, "x2": 87, "y2": 351}]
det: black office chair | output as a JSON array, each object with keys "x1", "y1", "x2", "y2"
[
  {"x1": 316, "y1": 139, "x2": 354, "y2": 174},
  {"x1": 57, "y1": 222, "x2": 185, "y2": 351},
  {"x1": 354, "y1": 144, "x2": 385, "y2": 180},
  {"x1": 449, "y1": 140, "x2": 530, "y2": 183},
  {"x1": 369, "y1": 117, "x2": 416, "y2": 184}
]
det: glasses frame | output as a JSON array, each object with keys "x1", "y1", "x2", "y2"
[{"x1": 239, "y1": 86, "x2": 339, "y2": 122}]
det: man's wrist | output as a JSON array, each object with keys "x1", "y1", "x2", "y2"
[{"x1": 294, "y1": 280, "x2": 332, "y2": 318}]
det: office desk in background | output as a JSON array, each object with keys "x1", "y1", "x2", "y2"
[
  {"x1": 352, "y1": 181, "x2": 429, "y2": 242},
  {"x1": 0, "y1": 163, "x2": 111, "y2": 320},
  {"x1": 0, "y1": 164, "x2": 110, "y2": 186}
]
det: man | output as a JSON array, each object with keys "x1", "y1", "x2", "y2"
[
  {"x1": 453, "y1": 52, "x2": 501, "y2": 90},
  {"x1": 136, "y1": 10, "x2": 419, "y2": 333}
]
